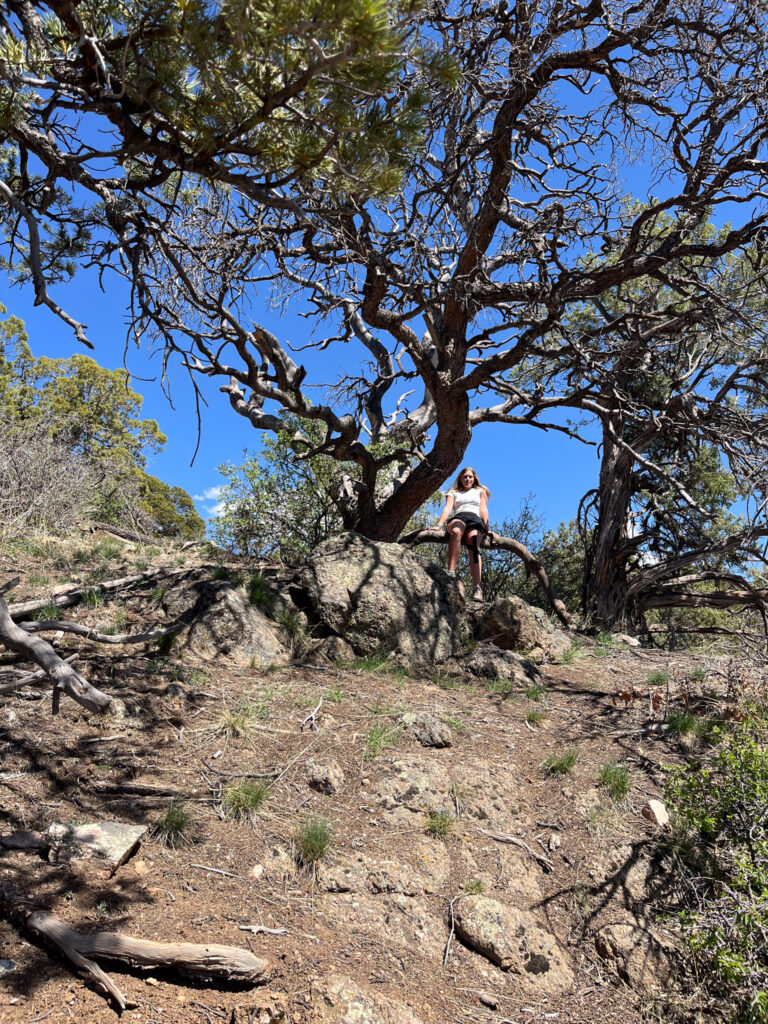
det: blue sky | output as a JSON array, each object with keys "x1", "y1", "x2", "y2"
[{"x1": 0, "y1": 266, "x2": 601, "y2": 536}]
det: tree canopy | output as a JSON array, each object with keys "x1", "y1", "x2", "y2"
[{"x1": 3, "y1": 2, "x2": 768, "y2": 626}]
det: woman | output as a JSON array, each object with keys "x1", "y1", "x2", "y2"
[{"x1": 436, "y1": 467, "x2": 491, "y2": 601}]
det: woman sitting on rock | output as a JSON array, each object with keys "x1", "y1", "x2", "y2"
[{"x1": 436, "y1": 467, "x2": 491, "y2": 601}]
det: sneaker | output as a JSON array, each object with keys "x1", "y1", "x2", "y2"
[
  {"x1": 446, "y1": 569, "x2": 456, "y2": 578},
  {"x1": 472, "y1": 586, "x2": 483, "y2": 601}
]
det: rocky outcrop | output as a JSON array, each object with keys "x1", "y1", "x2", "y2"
[
  {"x1": 295, "y1": 533, "x2": 462, "y2": 664},
  {"x1": 312, "y1": 974, "x2": 426, "y2": 1024},
  {"x1": 454, "y1": 896, "x2": 574, "y2": 994},
  {"x1": 160, "y1": 572, "x2": 288, "y2": 667},
  {"x1": 595, "y1": 918, "x2": 676, "y2": 995},
  {"x1": 461, "y1": 645, "x2": 539, "y2": 683},
  {"x1": 472, "y1": 597, "x2": 572, "y2": 663}
]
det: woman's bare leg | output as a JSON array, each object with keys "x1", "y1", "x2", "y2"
[
  {"x1": 465, "y1": 530, "x2": 482, "y2": 587},
  {"x1": 447, "y1": 521, "x2": 465, "y2": 571}
]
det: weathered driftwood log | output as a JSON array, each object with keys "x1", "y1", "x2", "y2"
[
  {"x1": 0, "y1": 593, "x2": 111, "y2": 713},
  {"x1": 27, "y1": 910, "x2": 271, "y2": 1011},
  {"x1": 398, "y1": 527, "x2": 572, "y2": 628}
]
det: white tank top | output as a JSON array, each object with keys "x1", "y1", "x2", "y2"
[{"x1": 450, "y1": 487, "x2": 483, "y2": 517}]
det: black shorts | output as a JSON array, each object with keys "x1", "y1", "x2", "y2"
[{"x1": 446, "y1": 512, "x2": 488, "y2": 540}]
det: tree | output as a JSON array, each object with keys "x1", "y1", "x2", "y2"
[
  {"x1": 213, "y1": 415, "x2": 437, "y2": 563},
  {"x1": 0, "y1": 305, "x2": 203, "y2": 536},
  {"x1": 3, "y1": 2, "x2": 768, "y2": 563},
  {"x1": 493, "y1": 224, "x2": 768, "y2": 629}
]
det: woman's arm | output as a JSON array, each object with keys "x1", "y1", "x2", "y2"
[
  {"x1": 437, "y1": 493, "x2": 455, "y2": 529},
  {"x1": 479, "y1": 490, "x2": 488, "y2": 528}
]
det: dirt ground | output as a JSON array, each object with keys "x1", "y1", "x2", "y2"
[{"x1": 0, "y1": 538, "x2": 742, "y2": 1024}]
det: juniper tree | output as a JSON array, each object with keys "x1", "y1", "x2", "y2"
[{"x1": 2, "y1": 2, "x2": 768, "y2": 629}]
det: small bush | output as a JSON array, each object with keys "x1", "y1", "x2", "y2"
[
  {"x1": 599, "y1": 760, "x2": 630, "y2": 802},
  {"x1": 425, "y1": 810, "x2": 454, "y2": 840},
  {"x1": 526, "y1": 707, "x2": 546, "y2": 725},
  {"x1": 294, "y1": 817, "x2": 332, "y2": 864},
  {"x1": 156, "y1": 801, "x2": 190, "y2": 846},
  {"x1": 665, "y1": 708, "x2": 768, "y2": 1020},
  {"x1": 544, "y1": 749, "x2": 579, "y2": 775},
  {"x1": 667, "y1": 710, "x2": 698, "y2": 736},
  {"x1": 223, "y1": 779, "x2": 270, "y2": 819}
]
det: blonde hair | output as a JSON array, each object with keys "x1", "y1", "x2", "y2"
[{"x1": 451, "y1": 466, "x2": 491, "y2": 499}]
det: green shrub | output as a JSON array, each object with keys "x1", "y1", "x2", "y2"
[
  {"x1": 223, "y1": 779, "x2": 270, "y2": 819},
  {"x1": 156, "y1": 801, "x2": 190, "y2": 846},
  {"x1": 294, "y1": 817, "x2": 332, "y2": 864},
  {"x1": 525, "y1": 682, "x2": 545, "y2": 702},
  {"x1": 665, "y1": 708, "x2": 768, "y2": 1019},
  {"x1": 33, "y1": 603, "x2": 60, "y2": 621},
  {"x1": 247, "y1": 571, "x2": 271, "y2": 610},
  {"x1": 217, "y1": 695, "x2": 268, "y2": 738},
  {"x1": 544, "y1": 749, "x2": 578, "y2": 775},
  {"x1": 560, "y1": 639, "x2": 583, "y2": 664},
  {"x1": 425, "y1": 810, "x2": 454, "y2": 840},
  {"x1": 599, "y1": 760, "x2": 630, "y2": 802},
  {"x1": 667, "y1": 710, "x2": 698, "y2": 736}
]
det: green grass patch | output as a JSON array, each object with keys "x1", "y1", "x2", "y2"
[
  {"x1": 325, "y1": 686, "x2": 345, "y2": 703},
  {"x1": 155, "y1": 801, "x2": 191, "y2": 846},
  {"x1": 647, "y1": 669, "x2": 669, "y2": 686},
  {"x1": 560, "y1": 639, "x2": 583, "y2": 665},
  {"x1": 486, "y1": 676, "x2": 515, "y2": 695},
  {"x1": 425, "y1": 809, "x2": 454, "y2": 840},
  {"x1": 223, "y1": 779, "x2": 270, "y2": 820},
  {"x1": 525, "y1": 682, "x2": 545, "y2": 702},
  {"x1": 544, "y1": 749, "x2": 579, "y2": 775},
  {"x1": 462, "y1": 878, "x2": 485, "y2": 895},
  {"x1": 599, "y1": 760, "x2": 631, "y2": 802},
  {"x1": 247, "y1": 571, "x2": 271, "y2": 610},
  {"x1": 217, "y1": 695, "x2": 269, "y2": 738},
  {"x1": 294, "y1": 817, "x2": 332, "y2": 865},
  {"x1": 364, "y1": 723, "x2": 401, "y2": 761},
  {"x1": 526, "y1": 707, "x2": 547, "y2": 726}
]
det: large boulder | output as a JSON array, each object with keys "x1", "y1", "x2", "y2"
[
  {"x1": 472, "y1": 596, "x2": 572, "y2": 663},
  {"x1": 295, "y1": 533, "x2": 461, "y2": 664},
  {"x1": 160, "y1": 571, "x2": 288, "y2": 667}
]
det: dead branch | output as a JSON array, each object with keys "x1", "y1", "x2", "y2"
[
  {"x1": 19, "y1": 619, "x2": 178, "y2": 646},
  {"x1": 477, "y1": 827, "x2": 554, "y2": 872},
  {"x1": 90, "y1": 522, "x2": 159, "y2": 544},
  {"x1": 399, "y1": 527, "x2": 572, "y2": 628},
  {"x1": 0, "y1": 654, "x2": 79, "y2": 696},
  {"x1": 0, "y1": 595, "x2": 110, "y2": 713},
  {"x1": 7, "y1": 567, "x2": 190, "y2": 620},
  {"x1": 27, "y1": 910, "x2": 271, "y2": 1011}
]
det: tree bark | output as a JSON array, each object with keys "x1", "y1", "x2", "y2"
[{"x1": 584, "y1": 425, "x2": 635, "y2": 628}]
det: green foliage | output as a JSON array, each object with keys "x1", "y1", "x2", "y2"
[
  {"x1": 544, "y1": 749, "x2": 579, "y2": 775},
  {"x1": 364, "y1": 723, "x2": 401, "y2": 760},
  {"x1": 485, "y1": 677, "x2": 514, "y2": 695},
  {"x1": 223, "y1": 779, "x2": 270, "y2": 820},
  {"x1": 526, "y1": 707, "x2": 546, "y2": 726},
  {"x1": 647, "y1": 670, "x2": 669, "y2": 686},
  {"x1": 665, "y1": 709, "x2": 768, "y2": 1017},
  {"x1": 294, "y1": 817, "x2": 332, "y2": 865},
  {"x1": 599, "y1": 761, "x2": 631, "y2": 802},
  {"x1": 155, "y1": 801, "x2": 191, "y2": 846},
  {"x1": 525, "y1": 683, "x2": 545, "y2": 702},
  {"x1": 247, "y1": 572, "x2": 271, "y2": 610},
  {"x1": 137, "y1": 474, "x2": 204, "y2": 539},
  {"x1": 424, "y1": 810, "x2": 454, "y2": 840},
  {"x1": 217, "y1": 695, "x2": 269, "y2": 738},
  {"x1": 462, "y1": 878, "x2": 485, "y2": 895}
]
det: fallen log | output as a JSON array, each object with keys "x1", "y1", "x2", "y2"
[
  {"x1": 27, "y1": 910, "x2": 272, "y2": 1011},
  {"x1": 19, "y1": 618, "x2": 177, "y2": 646},
  {"x1": 398, "y1": 527, "x2": 572, "y2": 628},
  {"x1": 0, "y1": 594, "x2": 110, "y2": 713}
]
